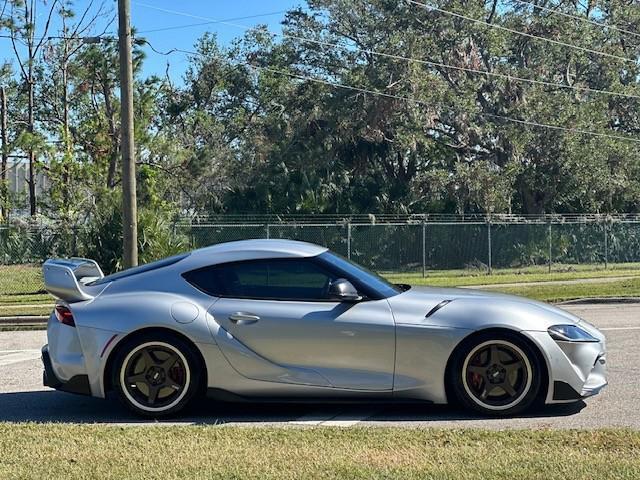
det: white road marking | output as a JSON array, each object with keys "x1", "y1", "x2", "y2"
[
  {"x1": 321, "y1": 410, "x2": 379, "y2": 427},
  {"x1": 289, "y1": 409, "x2": 379, "y2": 427},
  {"x1": 0, "y1": 351, "x2": 41, "y2": 367},
  {"x1": 289, "y1": 411, "x2": 338, "y2": 426},
  {"x1": 109, "y1": 422, "x2": 198, "y2": 427},
  {"x1": 599, "y1": 327, "x2": 640, "y2": 331},
  {"x1": 0, "y1": 349, "x2": 41, "y2": 354}
]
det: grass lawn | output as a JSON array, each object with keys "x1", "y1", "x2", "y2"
[
  {"x1": 0, "y1": 425, "x2": 638, "y2": 479},
  {"x1": 0, "y1": 265, "x2": 52, "y2": 316},
  {"x1": 387, "y1": 267, "x2": 640, "y2": 302},
  {"x1": 384, "y1": 262, "x2": 640, "y2": 287},
  {"x1": 493, "y1": 276, "x2": 640, "y2": 302},
  {"x1": 2, "y1": 263, "x2": 640, "y2": 317},
  {"x1": 0, "y1": 293, "x2": 52, "y2": 304},
  {"x1": 0, "y1": 265, "x2": 44, "y2": 295},
  {"x1": 0, "y1": 305, "x2": 52, "y2": 317}
]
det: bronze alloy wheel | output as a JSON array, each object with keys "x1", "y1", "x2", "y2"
[
  {"x1": 462, "y1": 340, "x2": 533, "y2": 411},
  {"x1": 449, "y1": 332, "x2": 543, "y2": 416},
  {"x1": 121, "y1": 342, "x2": 190, "y2": 411},
  {"x1": 112, "y1": 333, "x2": 201, "y2": 417}
]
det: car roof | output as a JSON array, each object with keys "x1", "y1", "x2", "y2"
[
  {"x1": 189, "y1": 239, "x2": 328, "y2": 262},
  {"x1": 87, "y1": 240, "x2": 330, "y2": 292}
]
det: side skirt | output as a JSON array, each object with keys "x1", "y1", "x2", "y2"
[{"x1": 205, "y1": 388, "x2": 434, "y2": 404}]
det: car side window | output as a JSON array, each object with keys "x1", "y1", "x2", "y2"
[{"x1": 183, "y1": 258, "x2": 338, "y2": 301}]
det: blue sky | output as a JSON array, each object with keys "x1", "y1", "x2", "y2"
[
  {"x1": 130, "y1": 1, "x2": 303, "y2": 80},
  {"x1": 1, "y1": 0, "x2": 303, "y2": 81}
]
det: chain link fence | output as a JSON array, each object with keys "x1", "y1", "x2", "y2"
[
  {"x1": 176, "y1": 216, "x2": 640, "y2": 273},
  {"x1": 2, "y1": 214, "x2": 640, "y2": 297}
]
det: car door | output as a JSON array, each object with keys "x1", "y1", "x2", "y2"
[{"x1": 189, "y1": 258, "x2": 396, "y2": 391}]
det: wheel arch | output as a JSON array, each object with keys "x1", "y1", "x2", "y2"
[
  {"x1": 443, "y1": 327, "x2": 550, "y2": 406},
  {"x1": 102, "y1": 326, "x2": 208, "y2": 395}
]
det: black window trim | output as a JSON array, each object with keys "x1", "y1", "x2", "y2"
[
  {"x1": 313, "y1": 254, "x2": 389, "y2": 300},
  {"x1": 181, "y1": 256, "x2": 376, "y2": 302}
]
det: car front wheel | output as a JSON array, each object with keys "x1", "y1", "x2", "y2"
[
  {"x1": 112, "y1": 332, "x2": 201, "y2": 417},
  {"x1": 449, "y1": 332, "x2": 542, "y2": 416}
]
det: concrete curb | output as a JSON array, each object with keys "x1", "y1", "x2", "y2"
[
  {"x1": 0, "y1": 324, "x2": 46, "y2": 331},
  {"x1": 0, "y1": 315, "x2": 48, "y2": 325},
  {"x1": 556, "y1": 297, "x2": 640, "y2": 305}
]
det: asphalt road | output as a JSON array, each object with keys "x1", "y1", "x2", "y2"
[{"x1": 0, "y1": 303, "x2": 638, "y2": 428}]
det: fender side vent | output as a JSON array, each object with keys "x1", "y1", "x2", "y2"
[{"x1": 425, "y1": 300, "x2": 452, "y2": 318}]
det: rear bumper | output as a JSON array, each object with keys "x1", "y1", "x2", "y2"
[{"x1": 42, "y1": 345, "x2": 91, "y2": 396}]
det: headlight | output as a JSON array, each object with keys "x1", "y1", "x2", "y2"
[{"x1": 548, "y1": 324, "x2": 599, "y2": 343}]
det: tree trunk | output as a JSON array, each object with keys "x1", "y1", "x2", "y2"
[
  {"x1": 102, "y1": 75, "x2": 119, "y2": 188},
  {"x1": 62, "y1": 55, "x2": 71, "y2": 209},
  {"x1": 28, "y1": 63, "x2": 36, "y2": 217},
  {"x1": 520, "y1": 182, "x2": 545, "y2": 214},
  {"x1": 0, "y1": 86, "x2": 8, "y2": 220}
]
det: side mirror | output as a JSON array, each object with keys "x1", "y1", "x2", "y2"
[{"x1": 328, "y1": 278, "x2": 362, "y2": 302}]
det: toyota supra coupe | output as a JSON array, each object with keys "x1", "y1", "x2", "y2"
[{"x1": 41, "y1": 239, "x2": 607, "y2": 417}]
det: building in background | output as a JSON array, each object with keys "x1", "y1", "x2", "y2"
[{"x1": 5, "y1": 159, "x2": 48, "y2": 215}]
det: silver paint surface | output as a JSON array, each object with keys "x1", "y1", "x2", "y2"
[{"x1": 42, "y1": 239, "x2": 607, "y2": 405}]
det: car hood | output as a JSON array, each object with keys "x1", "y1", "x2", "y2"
[{"x1": 387, "y1": 285, "x2": 585, "y2": 332}]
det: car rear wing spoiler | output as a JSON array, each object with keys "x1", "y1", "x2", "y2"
[{"x1": 43, "y1": 258, "x2": 104, "y2": 302}]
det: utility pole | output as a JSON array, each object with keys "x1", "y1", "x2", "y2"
[
  {"x1": 118, "y1": 0, "x2": 138, "y2": 267},
  {"x1": 0, "y1": 86, "x2": 8, "y2": 221}
]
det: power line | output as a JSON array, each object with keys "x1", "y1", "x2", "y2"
[
  {"x1": 256, "y1": 65, "x2": 640, "y2": 144},
  {"x1": 281, "y1": 33, "x2": 640, "y2": 100},
  {"x1": 0, "y1": 13, "x2": 283, "y2": 43},
  {"x1": 0, "y1": 9, "x2": 287, "y2": 42},
  {"x1": 132, "y1": 2, "x2": 301, "y2": 27},
  {"x1": 133, "y1": 3, "x2": 640, "y2": 101},
  {"x1": 140, "y1": 39, "x2": 640, "y2": 145},
  {"x1": 406, "y1": 0, "x2": 637, "y2": 64},
  {"x1": 0, "y1": 33, "x2": 113, "y2": 42},
  {"x1": 136, "y1": 10, "x2": 289, "y2": 35},
  {"x1": 1, "y1": 6, "x2": 287, "y2": 42},
  {"x1": 510, "y1": 0, "x2": 640, "y2": 41},
  {"x1": 138, "y1": 39, "x2": 180, "y2": 56}
]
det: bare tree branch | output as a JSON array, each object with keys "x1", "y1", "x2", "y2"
[{"x1": 33, "y1": 0, "x2": 59, "y2": 56}]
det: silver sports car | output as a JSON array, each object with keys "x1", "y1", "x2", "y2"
[{"x1": 41, "y1": 239, "x2": 607, "y2": 417}]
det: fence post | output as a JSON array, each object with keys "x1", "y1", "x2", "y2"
[
  {"x1": 604, "y1": 222, "x2": 608, "y2": 270},
  {"x1": 487, "y1": 217, "x2": 492, "y2": 275},
  {"x1": 422, "y1": 219, "x2": 426, "y2": 278},
  {"x1": 548, "y1": 221, "x2": 552, "y2": 274},
  {"x1": 72, "y1": 226, "x2": 78, "y2": 256},
  {"x1": 265, "y1": 223, "x2": 270, "y2": 239},
  {"x1": 347, "y1": 222, "x2": 352, "y2": 260}
]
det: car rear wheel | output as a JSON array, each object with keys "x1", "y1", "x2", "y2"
[
  {"x1": 112, "y1": 332, "x2": 201, "y2": 417},
  {"x1": 449, "y1": 332, "x2": 542, "y2": 416}
]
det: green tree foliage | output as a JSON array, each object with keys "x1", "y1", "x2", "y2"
[
  {"x1": 2, "y1": 0, "x2": 640, "y2": 266},
  {"x1": 159, "y1": 0, "x2": 640, "y2": 215}
]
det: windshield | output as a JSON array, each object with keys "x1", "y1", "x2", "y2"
[{"x1": 317, "y1": 251, "x2": 402, "y2": 299}]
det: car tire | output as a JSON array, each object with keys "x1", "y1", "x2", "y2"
[
  {"x1": 111, "y1": 331, "x2": 202, "y2": 417},
  {"x1": 448, "y1": 331, "x2": 543, "y2": 416}
]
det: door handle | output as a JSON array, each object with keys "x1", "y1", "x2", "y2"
[{"x1": 228, "y1": 312, "x2": 260, "y2": 325}]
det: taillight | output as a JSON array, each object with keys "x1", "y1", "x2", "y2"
[{"x1": 55, "y1": 305, "x2": 75, "y2": 327}]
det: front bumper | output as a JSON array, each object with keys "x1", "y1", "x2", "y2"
[
  {"x1": 42, "y1": 345, "x2": 91, "y2": 396},
  {"x1": 524, "y1": 331, "x2": 608, "y2": 404}
]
